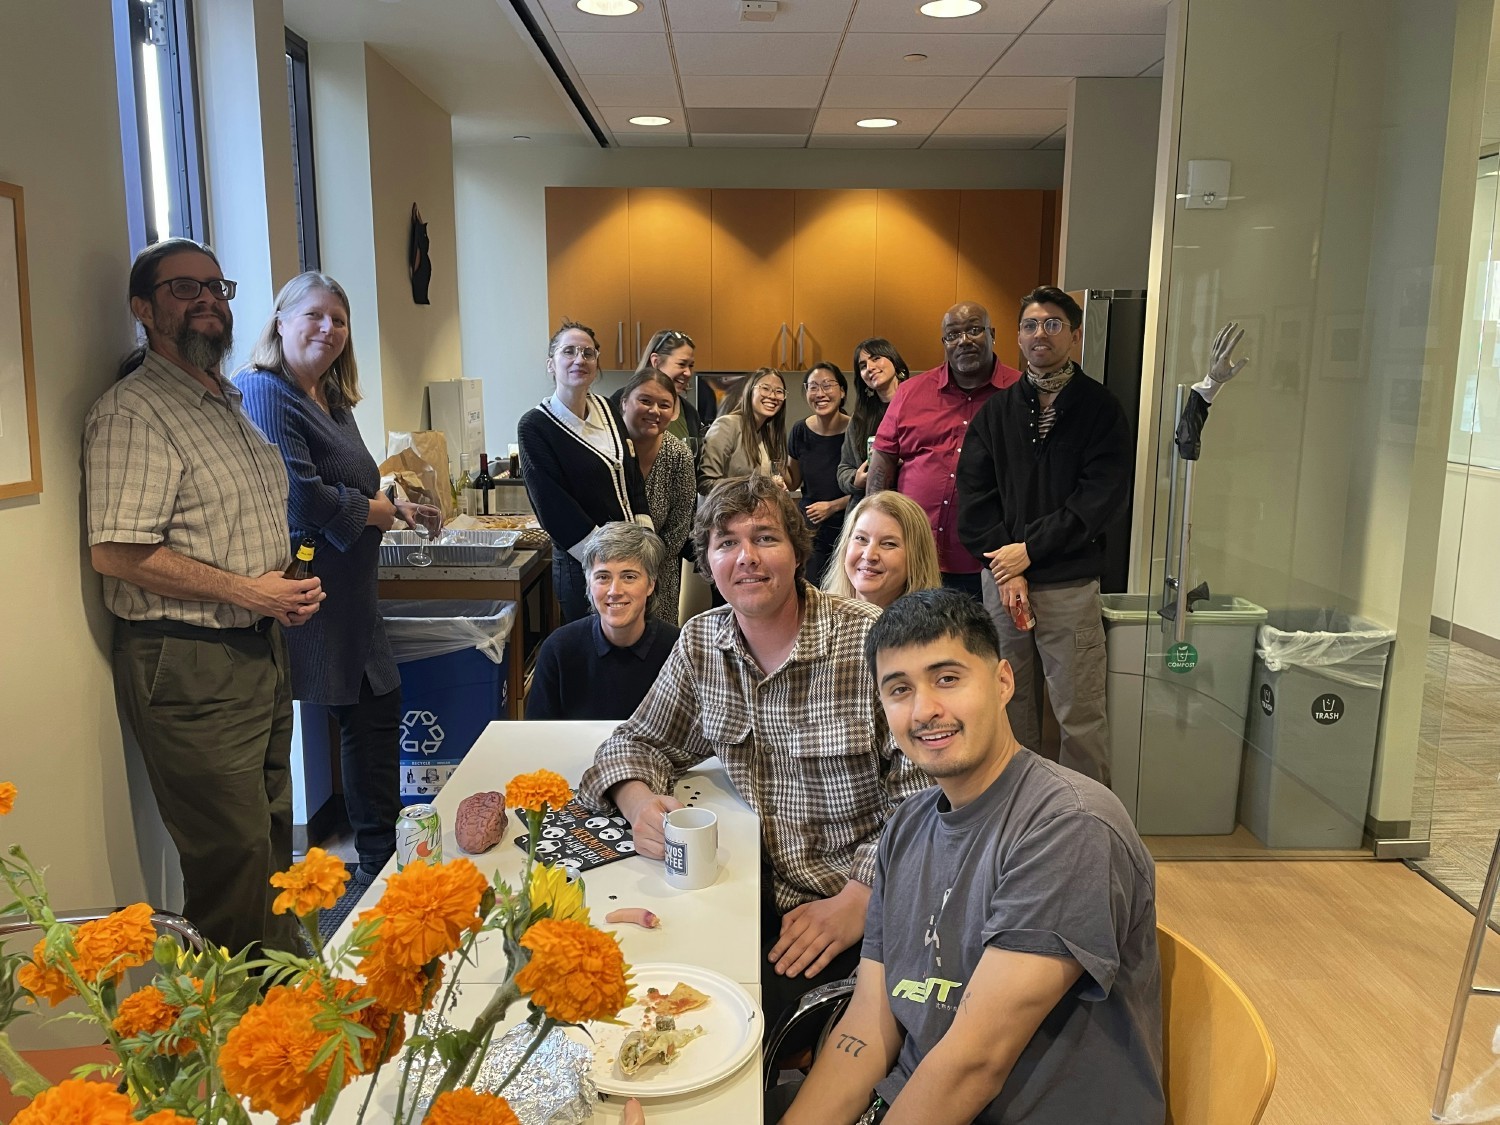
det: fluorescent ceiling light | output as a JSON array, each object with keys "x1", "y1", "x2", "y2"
[
  {"x1": 629, "y1": 115, "x2": 672, "y2": 126},
  {"x1": 857, "y1": 118, "x2": 899, "y2": 128},
  {"x1": 919, "y1": 0, "x2": 983, "y2": 17},
  {"x1": 577, "y1": 0, "x2": 641, "y2": 14}
]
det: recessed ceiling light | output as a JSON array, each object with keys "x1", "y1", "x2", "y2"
[
  {"x1": 577, "y1": 0, "x2": 640, "y2": 14},
  {"x1": 629, "y1": 115, "x2": 672, "y2": 126},
  {"x1": 857, "y1": 118, "x2": 899, "y2": 128},
  {"x1": 919, "y1": 0, "x2": 984, "y2": 17},
  {"x1": 903, "y1": 52, "x2": 929, "y2": 62}
]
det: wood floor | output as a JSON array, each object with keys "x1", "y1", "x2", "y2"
[{"x1": 1158, "y1": 860, "x2": 1500, "y2": 1124}]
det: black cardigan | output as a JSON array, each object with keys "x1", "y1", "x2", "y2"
[
  {"x1": 956, "y1": 371, "x2": 1132, "y2": 586},
  {"x1": 517, "y1": 394, "x2": 652, "y2": 556}
]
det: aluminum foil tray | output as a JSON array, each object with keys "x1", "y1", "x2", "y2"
[{"x1": 380, "y1": 528, "x2": 520, "y2": 568}]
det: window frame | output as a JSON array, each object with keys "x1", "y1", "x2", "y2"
[{"x1": 285, "y1": 28, "x2": 321, "y2": 272}]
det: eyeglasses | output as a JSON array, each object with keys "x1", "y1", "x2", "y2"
[
  {"x1": 941, "y1": 324, "x2": 989, "y2": 346},
  {"x1": 806, "y1": 381, "x2": 842, "y2": 394},
  {"x1": 756, "y1": 386, "x2": 788, "y2": 399},
  {"x1": 1019, "y1": 317, "x2": 1068, "y2": 336},
  {"x1": 657, "y1": 330, "x2": 694, "y2": 349},
  {"x1": 155, "y1": 277, "x2": 237, "y2": 301},
  {"x1": 554, "y1": 344, "x2": 600, "y2": 361}
]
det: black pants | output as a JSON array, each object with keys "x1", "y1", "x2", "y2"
[
  {"x1": 941, "y1": 570, "x2": 983, "y2": 601},
  {"x1": 327, "y1": 677, "x2": 403, "y2": 876},
  {"x1": 761, "y1": 887, "x2": 863, "y2": 1054},
  {"x1": 552, "y1": 548, "x2": 591, "y2": 624}
]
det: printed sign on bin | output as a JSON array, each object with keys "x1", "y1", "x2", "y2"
[{"x1": 1164, "y1": 642, "x2": 1199, "y2": 674}]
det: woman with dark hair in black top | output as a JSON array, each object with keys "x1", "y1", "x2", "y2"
[
  {"x1": 787, "y1": 362, "x2": 850, "y2": 587},
  {"x1": 517, "y1": 320, "x2": 653, "y2": 624},
  {"x1": 838, "y1": 337, "x2": 911, "y2": 505}
]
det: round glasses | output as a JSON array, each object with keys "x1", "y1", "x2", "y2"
[
  {"x1": 1019, "y1": 317, "x2": 1068, "y2": 336},
  {"x1": 756, "y1": 386, "x2": 787, "y2": 399}
]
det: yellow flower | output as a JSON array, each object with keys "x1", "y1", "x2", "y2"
[
  {"x1": 356, "y1": 858, "x2": 488, "y2": 971},
  {"x1": 0, "y1": 781, "x2": 15, "y2": 815},
  {"x1": 425, "y1": 1088, "x2": 522, "y2": 1124},
  {"x1": 515, "y1": 918, "x2": 631, "y2": 1026},
  {"x1": 528, "y1": 862, "x2": 589, "y2": 925},
  {"x1": 505, "y1": 770, "x2": 572, "y2": 815},
  {"x1": 270, "y1": 847, "x2": 350, "y2": 916}
]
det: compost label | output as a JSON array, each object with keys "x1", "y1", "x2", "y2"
[
  {"x1": 1260, "y1": 684, "x2": 1274, "y2": 716},
  {"x1": 1311, "y1": 693, "x2": 1344, "y2": 725},
  {"x1": 1164, "y1": 642, "x2": 1199, "y2": 674}
]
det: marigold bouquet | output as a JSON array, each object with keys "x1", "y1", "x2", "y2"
[{"x1": 0, "y1": 771, "x2": 633, "y2": 1123}]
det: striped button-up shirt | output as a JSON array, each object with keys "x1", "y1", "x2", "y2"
[
  {"x1": 85, "y1": 349, "x2": 291, "y2": 628},
  {"x1": 579, "y1": 585, "x2": 931, "y2": 912}
]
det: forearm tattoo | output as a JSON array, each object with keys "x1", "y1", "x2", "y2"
[{"x1": 836, "y1": 1034, "x2": 868, "y2": 1058}]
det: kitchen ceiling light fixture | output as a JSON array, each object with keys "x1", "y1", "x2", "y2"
[
  {"x1": 576, "y1": 0, "x2": 641, "y2": 14},
  {"x1": 629, "y1": 115, "x2": 672, "y2": 126},
  {"x1": 918, "y1": 0, "x2": 984, "y2": 17},
  {"x1": 857, "y1": 117, "x2": 900, "y2": 128}
]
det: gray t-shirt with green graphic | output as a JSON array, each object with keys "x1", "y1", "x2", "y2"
[{"x1": 863, "y1": 749, "x2": 1164, "y2": 1123}]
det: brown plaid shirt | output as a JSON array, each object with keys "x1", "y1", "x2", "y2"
[{"x1": 579, "y1": 585, "x2": 931, "y2": 912}]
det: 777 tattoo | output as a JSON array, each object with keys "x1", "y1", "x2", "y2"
[{"x1": 836, "y1": 1034, "x2": 868, "y2": 1057}]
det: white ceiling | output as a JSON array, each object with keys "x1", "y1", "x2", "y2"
[{"x1": 284, "y1": 0, "x2": 1169, "y2": 150}]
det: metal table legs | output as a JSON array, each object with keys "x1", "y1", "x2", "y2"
[{"x1": 1434, "y1": 830, "x2": 1500, "y2": 1118}]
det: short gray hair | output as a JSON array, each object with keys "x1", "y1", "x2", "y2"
[{"x1": 580, "y1": 522, "x2": 665, "y2": 585}]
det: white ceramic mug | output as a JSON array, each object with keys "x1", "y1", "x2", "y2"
[{"x1": 663, "y1": 807, "x2": 719, "y2": 891}]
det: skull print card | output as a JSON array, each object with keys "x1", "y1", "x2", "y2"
[{"x1": 513, "y1": 799, "x2": 636, "y2": 873}]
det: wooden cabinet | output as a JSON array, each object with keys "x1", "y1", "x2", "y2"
[
  {"x1": 711, "y1": 189, "x2": 795, "y2": 371},
  {"x1": 875, "y1": 190, "x2": 962, "y2": 373},
  {"x1": 545, "y1": 188, "x2": 631, "y2": 367},
  {"x1": 627, "y1": 188, "x2": 714, "y2": 370},
  {"x1": 957, "y1": 189, "x2": 1055, "y2": 370},
  {"x1": 792, "y1": 189, "x2": 876, "y2": 372}
]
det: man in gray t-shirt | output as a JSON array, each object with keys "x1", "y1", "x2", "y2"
[{"x1": 778, "y1": 589, "x2": 1162, "y2": 1124}]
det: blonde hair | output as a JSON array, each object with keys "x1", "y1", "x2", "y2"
[
  {"x1": 726, "y1": 367, "x2": 788, "y2": 469},
  {"x1": 822, "y1": 491, "x2": 942, "y2": 603},
  {"x1": 245, "y1": 272, "x2": 362, "y2": 407}
]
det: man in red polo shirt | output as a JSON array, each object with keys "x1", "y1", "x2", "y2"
[{"x1": 866, "y1": 301, "x2": 1021, "y2": 598}]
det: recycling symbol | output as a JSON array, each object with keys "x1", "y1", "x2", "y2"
[{"x1": 400, "y1": 710, "x2": 445, "y2": 756}]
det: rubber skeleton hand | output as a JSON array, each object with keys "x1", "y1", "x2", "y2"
[{"x1": 1191, "y1": 322, "x2": 1249, "y2": 404}]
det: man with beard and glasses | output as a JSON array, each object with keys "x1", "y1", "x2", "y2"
[
  {"x1": 865, "y1": 303, "x2": 1020, "y2": 599},
  {"x1": 84, "y1": 238, "x2": 326, "y2": 955}
]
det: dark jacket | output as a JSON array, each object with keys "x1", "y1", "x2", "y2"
[{"x1": 957, "y1": 369, "x2": 1132, "y2": 586}]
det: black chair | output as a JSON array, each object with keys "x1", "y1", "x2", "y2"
[{"x1": 762, "y1": 976, "x2": 857, "y2": 1091}]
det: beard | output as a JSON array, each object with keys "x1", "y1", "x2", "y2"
[{"x1": 173, "y1": 310, "x2": 233, "y2": 371}]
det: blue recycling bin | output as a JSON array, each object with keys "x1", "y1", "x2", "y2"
[{"x1": 380, "y1": 599, "x2": 515, "y2": 805}]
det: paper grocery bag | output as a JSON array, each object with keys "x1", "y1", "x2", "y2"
[{"x1": 381, "y1": 430, "x2": 455, "y2": 523}]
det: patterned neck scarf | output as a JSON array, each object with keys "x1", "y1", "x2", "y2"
[{"x1": 1029, "y1": 361, "x2": 1075, "y2": 441}]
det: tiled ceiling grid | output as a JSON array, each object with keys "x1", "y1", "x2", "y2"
[{"x1": 528, "y1": 0, "x2": 1167, "y2": 149}]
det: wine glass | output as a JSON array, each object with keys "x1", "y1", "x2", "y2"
[{"x1": 407, "y1": 520, "x2": 433, "y2": 568}]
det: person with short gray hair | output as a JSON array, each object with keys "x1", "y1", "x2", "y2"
[{"x1": 526, "y1": 522, "x2": 678, "y2": 721}]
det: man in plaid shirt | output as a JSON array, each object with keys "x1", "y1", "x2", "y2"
[{"x1": 580, "y1": 472, "x2": 930, "y2": 1041}]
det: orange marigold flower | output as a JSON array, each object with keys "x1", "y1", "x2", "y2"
[
  {"x1": 139, "y1": 1113, "x2": 197, "y2": 1124},
  {"x1": 72, "y1": 903, "x2": 158, "y2": 985},
  {"x1": 0, "y1": 781, "x2": 15, "y2": 816},
  {"x1": 220, "y1": 985, "x2": 333, "y2": 1124},
  {"x1": 270, "y1": 847, "x2": 350, "y2": 916},
  {"x1": 425, "y1": 1088, "x2": 522, "y2": 1125},
  {"x1": 357, "y1": 858, "x2": 487, "y2": 971},
  {"x1": 13, "y1": 1077, "x2": 133, "y2": 1124},
  {"x1": 113, "y1": 985, "x2": 193, "y2": 1056},
  {"x1": 357, "y1": 944, "x2": 444, "y2": 1015},
  {"x1": 515, "y1": 918, "x2": 631, "y2": 1026},
  {"x1": 505, "y1": 769, "x2": 572, "y2": 815},
  {"x1": 316, "y1": 976, "x2": 408, "y2": 1069},
  {"x1": 17, "y1": 939, "x2": 74, "y2": 1006}
]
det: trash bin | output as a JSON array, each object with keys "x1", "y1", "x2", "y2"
[
  {"x1": 1239, "y1": 609, "x2": 1395, "y2": 849},
  {"x1": 380, "y1": 599, "x2": 516, "y2": 805},
  {"x1": 1102, "y1": 594, "x2": 1267, "y2": 835}
]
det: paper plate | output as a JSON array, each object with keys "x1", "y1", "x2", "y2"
[{"x1": 580, "y1": 962, "x2": 763, "y2": 1097}]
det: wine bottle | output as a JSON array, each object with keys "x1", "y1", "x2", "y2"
[
  {"x1": 283, "y1": 537, "x2": 315, "y2": 580},
  {"x1": 456, "y1": 453, "x2": 475, "y2": 517},
  {"x1": 474, "y1": 453, "x2": 496, "y2": 516}
]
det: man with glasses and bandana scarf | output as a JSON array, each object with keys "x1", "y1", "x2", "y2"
[
  {"x1": 84, "y1": 238, "x2": 325, "y2": 955},
  {"x1": 956, "y1": 286, "x2": 1131, "y2": 786}
]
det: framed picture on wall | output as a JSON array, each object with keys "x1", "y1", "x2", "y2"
[
  {"x1": 0, "y1": 181, "x2": 41, "y2": 499},
  {"x1": 1317, "y1": 312, "x2": 1365, "y2": 381}
]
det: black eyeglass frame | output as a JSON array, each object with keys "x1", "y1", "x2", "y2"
[{"x1": 153, "y1": 276, "x2": 238, "y2": 301}]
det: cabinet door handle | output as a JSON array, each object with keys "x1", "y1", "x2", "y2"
[
  {"x1": 779, "y1": 322, "x2": 787, "y2": 368},
  {"x1": 617, "y1": 321, "x2": 624, "y2": 368},
  {"x1": 636, "y1": 322, "x2": 642, "y2": 362},
  {"x1": 797, "y1": 322, "x2": 806, "y2": 369}
]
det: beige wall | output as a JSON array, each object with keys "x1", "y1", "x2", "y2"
[
  {"x1": 453, "y1": 145, "x2": 1066, "y2": 445},
  {"x1": 0, "y1": 2, "x2": 144, "y2": 906}
]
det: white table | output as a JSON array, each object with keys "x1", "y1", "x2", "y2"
[{"x1": 321, "y1": 721, "x2": 765, "y2": 1123}]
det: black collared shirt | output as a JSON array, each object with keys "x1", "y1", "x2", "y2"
[{"x1": 956, "y1": 368, "x2": 1132, "y2": 585}]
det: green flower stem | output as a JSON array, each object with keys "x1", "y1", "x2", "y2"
[
  {"x1": 429, "y1": 978, "x2": 521, "y2": 1102},
  {"x1": 493, "y1": 1017, "x2": 557, "y2": 1095},
  {"x1": 0, "y1": 1031, "x2": 48, "y2": 1100}
]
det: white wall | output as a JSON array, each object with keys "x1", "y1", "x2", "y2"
[
  {"x1": 1434, "y1": 464, "x2": 1500, "y2": 639},
  {"x1": 453, "y1": 145, "x2": 1065, "y2": 447}
]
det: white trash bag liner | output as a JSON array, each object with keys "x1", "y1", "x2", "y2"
[
  {"x1": 380, "y1": 599, "x2": 515, "y2": 665},
  {"x1": 1256, "y1": 609, "x2": 1395, "y2": 691}
]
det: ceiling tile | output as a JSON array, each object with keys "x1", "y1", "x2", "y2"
[
  {"x1": 811, "y1": 106, "x2": 948, "y2": 135},
  {"x1": 846, "y1": 0, "x2": 1048, "y2": 34},
  {"x1": 959, "y1": 76, "x2": 1072, "y2": 109},
  {"x1": 598, "y1": 104, "x2": 687, "y2": 132},
  {"x1": 834, "y1": 33, "x2": 1016, "y2": 77},
  {"x1": 691, "y1": 133, "x2": 809, "y2": 147},
  {"x1": 665, "y1": 0, "x2": 855, "y2": 33},
  {"x1": 822, "y1": 75, "x2": 977, "y2": 109},
  {"x1": 614, "y1": 132, "x2": 691, "y2": 146},
  {"x1": 987, "y1": 33, "x2": 1165, "y2": 77},
  {"x1": 681, "y1": 75, "x2": 826, "y2": 108},
  {"x1": 808, "y1": 133, "x2": 926, "y2": 149},
  {"x1": 673, "y1": 31, "x2": 842, "y2": 75},
  {"x1": 557, "y1": 32, "x2": 673, "y2": 74},
  {"x1": 934, "y1": 107, "x2": 1066, "y2": 135},
  {"x1": 538, "y1": 0, "x2": 666, "y2": 33},
  {"x1": 1027, "y1": 0, "x2": 1170, "y2": 35},
  {"x1": 687, "y1": 107, "x2": 819, "y2": 132},
  {"x1": 580, "y1": 73, "x2": 682, "y2": 106},
  {"x1": 923, "y1": 134, "x2": 1054, "y2": 149},
  {"x1": 1139, "y1": 57, "x2": 1165, "y2": 77}
]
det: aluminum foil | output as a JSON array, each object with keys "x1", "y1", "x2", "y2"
[{"x1": 413, "y1": 1014, "x2": 598, "y2": 1124}]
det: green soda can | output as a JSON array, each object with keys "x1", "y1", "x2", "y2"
[{"x1": 396, "y1": 803, "x2": 443, "y2": 870}]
